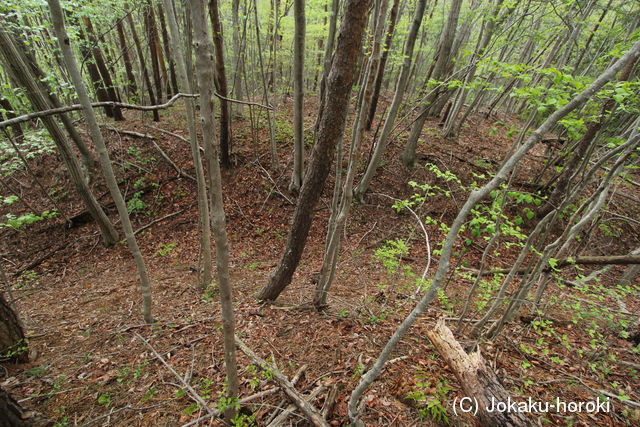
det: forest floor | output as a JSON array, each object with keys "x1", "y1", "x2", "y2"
[{"x1": 2, "y1": 94, "x2": 639, "y2": 426}]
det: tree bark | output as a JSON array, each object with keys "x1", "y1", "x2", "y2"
[
  {"x1": 190, "y1": 0, "x2": 239, "y2": 419},
  {"x1": 83, "y1": 17, "x2": 124, "y2": 120},
  {"x1": 365, "y1": 0, "x2": 400, "y2": 130},
  {"x1": 126, "y1": 2, "x2": 159, "y2": 121},
  {"x1": 156, "y1": 4, "x2": 179, "y2": 97},
  {"x1": 289, "y1": 0, "x2": 305, "y2": 192},
  {"x1": 162, "y1": 0, "x2": 213, "y2": 290},
  {"x1": 426, "y1": 319, "x2": 533, "y2": 426},
  {"x1": 116, "y1": 19, "x2": 138, "y2": 96},
  {"x1": 0, "y1": 292, "x2": 27, "y2": 363},
  {"x1": 48, "y1": 0, "x2": 153, "y2": 323},
  {"x1": 258, "y1": 0, "x2": 372, "y2": 301},
  {"x1": 0, "y1": 384, "x2": 49, "y2": 426},
  {"x1": 209, "y1": 0, "x2": 231, "y2": 168},
  {"x1": 354, "y1": 0, "x2": 427, "y2": 197},
  {"x1": 0, "y1": 24, "x2": 119, "y2": 246}
]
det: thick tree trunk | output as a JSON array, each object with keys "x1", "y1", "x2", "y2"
[
  {"x1": 0, "y1": 385, "x2": 49, "y2": 426},
  {"x1": 257, "y1": 0, "x2": 372, "y2": 301},
  {"x1": 48, "y1": 0, "x2": 153, "y2": 323},
  {"x1": 426, "y1": 319, "x2": 533, "y2": 426},
  {"x1": 289, "y1": 0, "x2": 305, "y2": 192},
  {"x1": 209, "y1": 0, "x2": 231, "y2": 168},
  {"x1": 0, "y1": 293, "x2": 27, "y2": 363}
]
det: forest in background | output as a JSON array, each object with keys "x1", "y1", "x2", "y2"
[{"x1": 0, "y1": 0, "x2": 639, "y2": 425}]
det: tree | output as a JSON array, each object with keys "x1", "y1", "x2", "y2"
[
  {"x1": 353, "y1": 0, "x2": 428, "y2": 198},
  {"x1": 162, "y1": 0, "x2": 213, "y2": 291},
  {"x1": 48, "y1": 0, "x2": 154, "y2": 323},
  {"x1": 289, "y1": 0, "x2": 305, "y2": 192},
  {"x1": 0, "y1": 23, "x2": 119, "y2": 246},
  {"x1": 208, "y1": 0, "x2": 231, "y2": 168},
  {"x1": 257, "y1": 0, "x2": 373, "y2": 301},
  {"x1": 190, "y1": 0, "x2": 239, "y2": 418}
]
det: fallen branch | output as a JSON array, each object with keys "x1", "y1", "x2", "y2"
[
  {"x1": 235, "y1": 336, "x2": 329, "y2": 427},
  {"x1": 267, "y1": 384, "x2": 326, "y2": 427},
  {"x1": 103, "y1": 125, "x2": 155, "y2": 139},
  {"x1": 133, "y1": 205, "x2": 192, "y2": 235},
  {"x1": 425, "y1": 319, "x2": 532, "y2": 426},
  {"x1": 182, "y1": 365, "x2": 308, "y2": 427},
  {"x1": 134, "y1": 333, "x2": 217, "y2": 418},
  {"x1": 1, "y1": 92, "x2": 272, "y2": 129}
]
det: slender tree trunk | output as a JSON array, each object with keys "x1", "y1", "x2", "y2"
[
  {"x1": 0, "y1": 97, "x2": 23, "y2": 142},
  {"x1": 48, "y1": 0, "x2": 153, "y2": 323},
  {"x1": 289, "y1": 0, "x2": 305, "y2": 192},
  {"x1": 78, "y1": 26, "x2": 114, "y2": 117},
  {"x1": 163, "y1": 0, "x2": 213, "y2": 290},
  {"x1": 231, "y1": 0, "x2": 244, "y2": 117},
  {"x1": 399, "y1": 0, "x2": 463, "y2": 169},
  {"x1": 126, "y1": 3, "x2": 159, "y2": 121},
  {"x1": 366, "y1": 0, "x2": 400, "y2": 130},
  {"x1": 353, "y1": 0, "x2": 428, "y2": 197},
  {"x1": 190, "y1": 0, "x2": 239, "y2": 419},
  {"x1": 209, "y1": 0, "x2": 231, "y2": 168},
  {"x1": 0, "y1": 25, "x2": 118, "y2": 245},
  {"x1": 157, "y1": 4, "x2": 180, "y2": 96},
  {"x1": 348, "y1": 40, "x2": 640, "y2": 422},
  {"x1": 83, "y1": 17, "x2": 124, "y2": 120},
  {"x1": 116, "y1": 20, "x2": 138, "y2": 97},
  {"x1": 257, "y1": 0, "x2": 372, "y2": 301},
  {"x1": 146, "y1": 3, "x2": 164, "y2": 104}
]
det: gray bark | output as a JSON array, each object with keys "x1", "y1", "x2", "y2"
[{"x1": 48, "y1": 0, "x2": 153, "y2": 323}]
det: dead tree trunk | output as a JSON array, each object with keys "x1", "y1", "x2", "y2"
[
  {"x1": 257, "y1": 0, "x2": 372, "y2": 301},
  {"x1": 426, "y1": 319, "x2": 533, "y2": 427}
]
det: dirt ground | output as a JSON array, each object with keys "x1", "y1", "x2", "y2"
[{"x1": 2, "y1": 95, "x2": 639, "y2": 426}]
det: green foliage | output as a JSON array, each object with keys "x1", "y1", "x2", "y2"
[
  {"x1": 155, "y1": 242, "x2": 177, "y2": 257},
  {"x1": 374, "y1": 239, "x2": 410, "y2": 274},
  {"x1": 1, "y1": 209, "x2": 58, "y2": 230},
  {"x1": 406, "y1": 373, "x2": 451, "y2": 424}
]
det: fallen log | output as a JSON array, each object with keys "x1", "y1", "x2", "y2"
[
  {"x1": 235, "y1": 336, "x2": 330, "y2": 427},
  {"x1": 425, "y1": 319, "x2": 532, "y2": 427}
]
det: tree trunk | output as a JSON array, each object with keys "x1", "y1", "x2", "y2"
[
  {"x1": 365, "y1": 0, "x2": 400, "y2": 131},
  {"x1": 257, "y1": 0, "x2": 372, "y2": 301},
  {"x1": 426, "y1": 319, "x2": 533, "y2": 426},
  {"x1": 354, "y1": 0, "x2": 427, "y2": 197},
  {"x1": 48, "y1": 0, "x2": 153, "y2": 323},
  {"x1": 231, "y1": 0, "x2": 244, "y2": 117},
  {"x1": 209, "y1": 0, "x2": 232, "y2": 168},
  {"x1": 289, "y1": 0, "x2": 305, "y2": 192},
  {"x1": 116, "y1": 19, "x2": 138, "y2": 96},
  {"x1": 162, "y1": 0, "x2": 213, "y2": 290},
  {"x1": 190, "y1": 0, "x2": 239, "y2": 419},
  {"x1": 146, "y1": 3, "x2": 165, "y2": 104},
  {"x1": 0, "y1": 384, "x2": 49, "y2": 426},
  {"x1": 0, "y1": 97, "x2": 24, "y2": 142},
  {"x1": 0, "y1": 292, "x2": 27, "y2": 363},
  {"x1": 399, "y1": 0, "x2": 463, "y2": 168},
  {"x1": 82, "y1": 17, "x2": 124, "y2": 121},
  {"x1": 315, "y1": 0, "x2": 389, "y2": 308},
  {"x1": 126, "y1": 2, "x2": 159, "y2": 121},
  {"x1": 0, "y1": 24, "x2": 119, "y2": 246},
  {"x1": 156, "y1": 4, "x2": 179, "y2": 97}
]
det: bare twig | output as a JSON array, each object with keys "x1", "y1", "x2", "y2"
[{"x1": 134, "y1": 332, "x2": 217, "y2": 417}]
